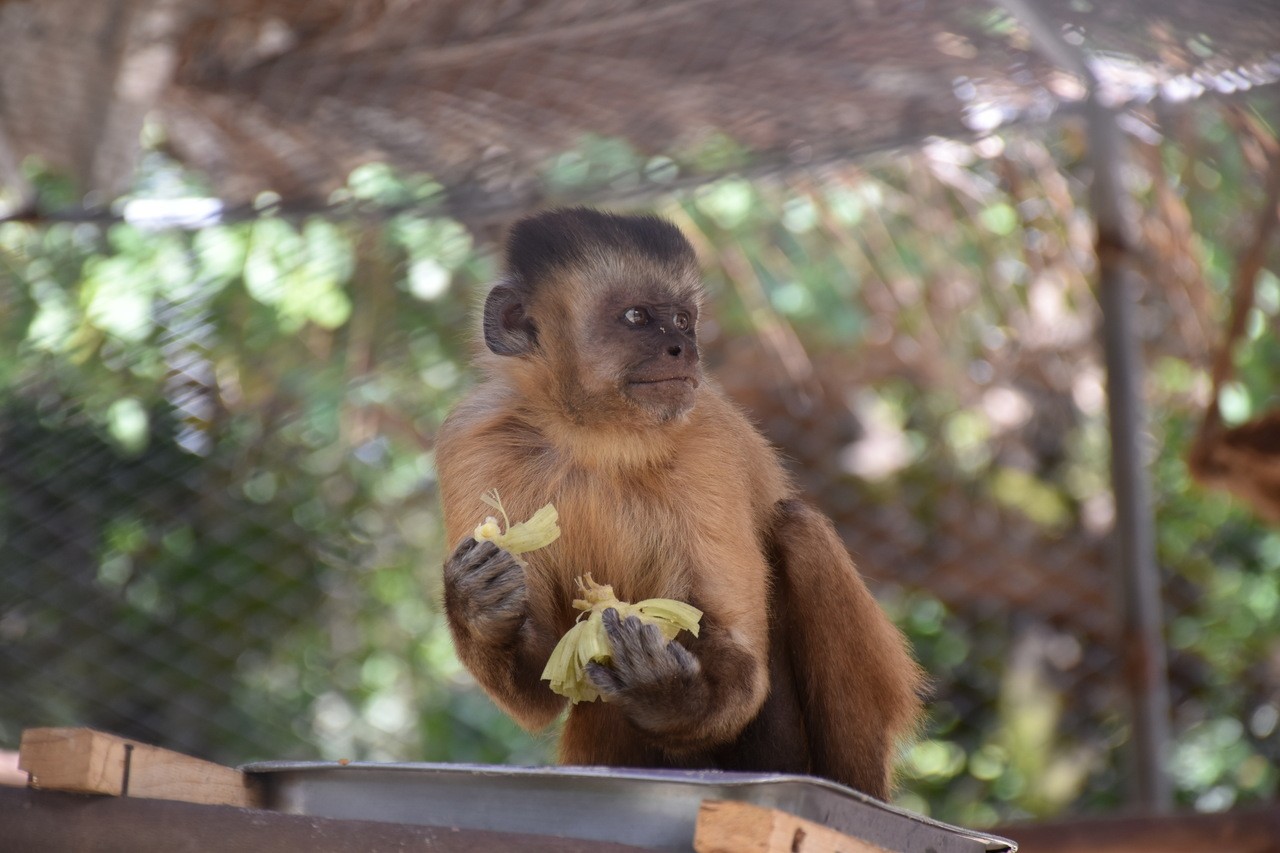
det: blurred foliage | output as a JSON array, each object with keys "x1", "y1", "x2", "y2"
[
  {"x1": 2, "y1": 94, "x2": 1279, "y2": 829},
  {"x1": 0, "y1": 165, "x2": 543, "y2": 765}
]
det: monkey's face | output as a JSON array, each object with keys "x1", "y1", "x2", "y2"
[
  {"x1": 578, "y1": 285, "x2": 702, "y2": 424},
  {"x1": 485, "y1": 208, "x2": 708, "y2": 429}
]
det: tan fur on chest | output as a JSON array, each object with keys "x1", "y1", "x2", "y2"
[
  {"x1": 439, "y1": 402, "x2": 769, "y2": 631},
  {"x1": 547, "y1": 457, "x2": 756, "y2": 599}
]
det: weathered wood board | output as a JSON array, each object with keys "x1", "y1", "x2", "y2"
[
  {"x1": 19, "y1": 727, "x2": 262, "y2": 808},
  {"x1": 695, "y1": 800, "x2": 889, "y2": 853}
]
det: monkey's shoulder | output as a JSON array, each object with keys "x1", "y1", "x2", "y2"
[
  {"x1": 437, "y1": 385, "x2": 545, "y2": 456},
  {"x1": 434, "y1": 385, "x2": 553, "y2": 537}
]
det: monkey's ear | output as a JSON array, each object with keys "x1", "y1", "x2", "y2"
[{"x1": 483, "y1": 283, "x2": 537, "y2": 356}]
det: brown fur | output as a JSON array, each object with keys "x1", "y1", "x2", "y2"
[{"x1": 436, "y1": 208, "x2": 922, "y2": 798}]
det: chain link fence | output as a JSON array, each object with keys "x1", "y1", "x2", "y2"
[{"x1": 2, "y1": 0, "x2": 1279, "y2": 828}]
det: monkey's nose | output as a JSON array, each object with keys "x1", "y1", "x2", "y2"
[{"x1": 667, "y1": 344, "x2": 683, "y2": 357}]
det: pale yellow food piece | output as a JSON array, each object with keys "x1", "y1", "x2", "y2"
[
  {"x1": 475, "y1": 519, "x2": 502, "y2": 541},
  {"x1": 541, "y1": 574, "x2": 703, "y2": 703},
  {"x1": 472, "y1": 489, "x2": 560, "y2": 555}
]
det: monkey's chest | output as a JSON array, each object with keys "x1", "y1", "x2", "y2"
[
  {"x1": 545, "y1": 467, "x2": 756, "y2": 601},
  {"x1": 551, "y1": 491, "x2": 679, "y2": 596}
]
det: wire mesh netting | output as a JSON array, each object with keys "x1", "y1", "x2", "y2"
[{"x1": 2, "y1": 0, "x2": 1280, "y2": 828}]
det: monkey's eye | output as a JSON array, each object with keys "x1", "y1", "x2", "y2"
[
  {"x1": 672, "y1": 311, "x2": 691, "y2": 332},
  {"x1": 623, "y1": 307, "x2": 650, "y2": 326}
]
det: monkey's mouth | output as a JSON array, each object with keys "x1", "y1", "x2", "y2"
[
  {"x1": 626, "y1": 376, "x2": 699, "y2": 388},
  {"x1": 624, "y1": 373, "x2": 696, "y2": 384},
  {"x1": 623, "y1": 374, "x2": 700, "y2": 419}
]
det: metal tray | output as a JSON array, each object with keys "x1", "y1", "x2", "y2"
[{"x1": 245, "y1": 762, "x2": 1016, "y2": 853}]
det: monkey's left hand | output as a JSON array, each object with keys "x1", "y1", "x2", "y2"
[{"x1": 586, "y1": 608, "x2": 709, "y2": 733}]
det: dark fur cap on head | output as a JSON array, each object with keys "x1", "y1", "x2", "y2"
[{"x1": 503, "y1": 207, "x2": 698, "y2": 289}]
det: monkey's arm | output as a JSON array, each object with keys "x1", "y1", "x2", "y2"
[
  {"x1": 768, "y1": 498, "x2": 924, "y2": 799},
  {"x1": 443, "y1": 537, "x2": 567, "y2": 730}
]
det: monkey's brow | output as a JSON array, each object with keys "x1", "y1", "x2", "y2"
[{"x1": 602, "y1": 287, "x2": 693, "y2": 309}]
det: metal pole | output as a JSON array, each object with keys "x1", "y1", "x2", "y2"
[
  {"x1": 1091, "y1": 97, "x2": 1173, "y2": 813},
  {"x1": 995, "y1": 0, "x2": 1174, "y2": 813}
]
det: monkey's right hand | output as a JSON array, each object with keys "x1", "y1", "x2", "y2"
[{"x1": 443, "y1": 538, "x2": 528, "y2": 645}]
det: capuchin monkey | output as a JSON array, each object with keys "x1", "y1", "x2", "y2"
[{"x1": 436, "y1": 208, "x2": 922, "y2": 798}]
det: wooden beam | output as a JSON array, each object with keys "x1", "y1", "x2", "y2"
[
  {"x1": 19, "y1": 727, "x2": 262, "y2": 808},
  {"x1": 694, "y1": 800, "x2": 889, "y2": 853},
  {"x1": 0, "y1": 786, "x2": 652, "y2": 853},
  {"x1": 996, "y1": 805, "x2": 1280, "y2": 853}
]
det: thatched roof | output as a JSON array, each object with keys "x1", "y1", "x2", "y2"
[{"x1": 0, "y1": 0, "x2": 1277, "y2": 217}]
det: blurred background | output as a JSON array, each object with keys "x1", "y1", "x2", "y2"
[{"x1": 1, "y1": 0, "x2": 1278, "y2": 832}]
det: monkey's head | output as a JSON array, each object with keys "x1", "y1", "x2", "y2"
[{"x1": 483, "y1": 208, "x2": 705, "y2": 428}]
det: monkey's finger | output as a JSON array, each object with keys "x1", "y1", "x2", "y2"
[
  {"x1": 603, "y1": 612, "x2": 669, "y2": 676},
  {"x1": 622, "y1": 614, "x2": 668, "y2": 658},
  {"x1": 585, "y1": 661, "x2": 626, "y2": 697},
  {"x1": 466, "y1": 585, "x2": 519, "y2": 615},
  {"x1": 600, "y1": 607, "x2": 622, "y2": 631},
  {"x1": 444, "y1": 543, "x2": 492, "y2": 589},
  {"x1": 451, "y1": 539, "x2": 500, "y2": 574},
  {"x1": 596, "y1": 609, "x2": 625, "y2": 654},
  {"x1": 459, "y1": 553, "x2": 525, "y2": 602},
  {"x1": 600, "y1": 608, "x2": 647, "y2": 642},
  {"x1": 473, "y1": 550, "x2": 522, "y2": 586},
  {"x1": 664, "y1": 639, "x2": 699, "y2": 673},
  {"x1": 465, "y1": 570, "x2": 526, "y2": 611},
  {"x1": 464, "y1": 569, "x2": 527, "y2": 618},
  {"x1": 448, "y1": 536, "x2": 484, "y2": 562},
  {"x1": 599, "y1": 610, "x2": 645, "y2": 666}
]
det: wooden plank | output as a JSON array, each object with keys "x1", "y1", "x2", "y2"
[
  {"x1": 995, "y1": 805, "x2": 1280, "y2": 853},
  {"x1": 694, "y1": 800, "x2": 889, "y2": 853},
  {"x1": 0, "y1": 749, "x2": 28, "y2": 786},
  {"x1": 0, "y1": 786, "x2": 653, "y2": 853},
  {"x1": 19, "y1": 727, "x2": 262, "y2": 808}
]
